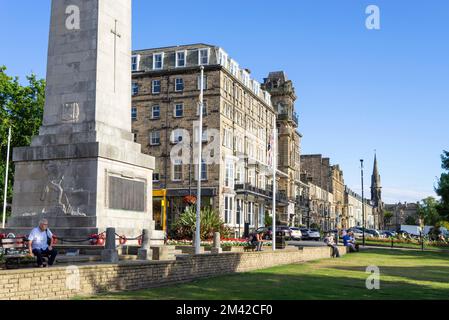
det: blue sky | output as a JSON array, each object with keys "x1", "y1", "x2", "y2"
[{"x1": 1, "y1": 0, "x2": 448, "y2": 204}]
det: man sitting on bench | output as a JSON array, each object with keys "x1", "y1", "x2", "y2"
[{"x1": 27, "y1": 219, "x2": 58, "y2": 268}]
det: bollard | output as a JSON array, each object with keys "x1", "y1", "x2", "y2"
[
  {"x1": 211, "y1": 232, "x2": 222, "y2": 254},
  {"x1": 101, "y1": 228, "x2": 119, "y2": 263},
  {"x1": 137, "y1": 229, "x2": 153, "y2": 260}
]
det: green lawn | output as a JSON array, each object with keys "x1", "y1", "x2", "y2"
[{"x1": 83, "y1": 249, "x2": 449, "y2": 300}]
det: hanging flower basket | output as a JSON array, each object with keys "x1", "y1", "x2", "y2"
[{"x1": 183, "y1": 195, "x2": 197, "y2": 205}]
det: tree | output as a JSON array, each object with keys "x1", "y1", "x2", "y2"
[
  {"x1": 417, "y1": 197, "x2": 441, "y2": 227},
  {"x1": 404, "y1": 215, "x2": 417, "y2": 225},
  {"x1": 0, "y1": 66, "x2": 45, "y2": 219},
  {"x1": 383, "y1": 210, "x2": 393, "y2": 225},
  {"x1": 436, "y1": 151, "x2": 449, "y2": 222}
]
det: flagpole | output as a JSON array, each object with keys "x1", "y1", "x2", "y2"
[
  {"x1": 272, "y1": 118, "x2": 277, "y2": 251},
  {"x1": 195, "y1": 66, "x2": 204, "y2": 255},
  {"x1": 2, "y1": 127, "x2": 12, "y2": 229}
]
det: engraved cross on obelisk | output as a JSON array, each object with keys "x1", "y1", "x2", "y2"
[{"x1": 111, "y1": 19, "x2": 121, "y2": 92}]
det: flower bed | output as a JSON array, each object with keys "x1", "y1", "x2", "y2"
[
  {"x1": 365, "y1": 237, "x2": 449, "y2": 249},
  {"x1": 166, "y1": 239, "x2": 272, "y2": 248}
]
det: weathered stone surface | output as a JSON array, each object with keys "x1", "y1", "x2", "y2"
[{"x1": 7, "y1": 0, "x2": 157, "y2": 241}]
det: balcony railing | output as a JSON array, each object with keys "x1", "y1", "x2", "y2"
[
  {"x1": 235, "y1": 183, "x2": 289, "y2": 203},
  {"x1": 277, "y1": 111, "x2": 299, "y2": 126}
]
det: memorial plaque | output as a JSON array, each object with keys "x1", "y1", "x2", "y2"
[{"x1": 108, "y1": 176, "x2": 146, "y2": 212}]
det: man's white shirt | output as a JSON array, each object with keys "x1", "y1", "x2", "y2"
[{"x1": 28, "y1": 227, "x2": 53, "y2": 251}]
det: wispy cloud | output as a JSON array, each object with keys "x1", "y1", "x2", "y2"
[
  {"x1": 382, "y1": 187, "x2": 437, "y2": 204},
  {"x1": 348, "y1": 186, "x2": 437, "y2": 204}
]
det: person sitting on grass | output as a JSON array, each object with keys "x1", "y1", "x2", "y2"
[
  {"x1": 324, "y1": 233, "x2": 340, "y2": 258},
  {"x1": 27, "y1": 219, "x2": 58, "y2": 268}
]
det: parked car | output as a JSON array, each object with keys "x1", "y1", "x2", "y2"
[
  {"x1": 300, "y1": 228, "x2": 321, "y2": 241},
  {"x1": 277, "y1": 226, "x2": 293, "y2": 240},
  {"x1": 381, "y1": 231, "x2": 396, "y2": 238},
  {"x1": 289, "y1": 227, "x2": 302, "y2": 240}
]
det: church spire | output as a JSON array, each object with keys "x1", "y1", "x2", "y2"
[{"x1": 371, "y1": 152, "x2": 382, "y2": 208}]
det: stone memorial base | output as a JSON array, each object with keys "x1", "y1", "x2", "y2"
[{"x1": 6, "y1": 127, "x2": 156, "y2": 240}]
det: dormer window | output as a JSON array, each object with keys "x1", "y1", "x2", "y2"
[
  {"x1": 198, "y1": 48, "x2": 210, "y2": 65},
  {"x1": 218, "y1": 49, "x2": 228, "y2": 68},
  {"x1": 153, "y1": 53, "x2": 164, "y2": 70},
  {"x1": 131, "y1": 54, "x2": 140, "y2": 71},
  {"x1": 176, "y1": 51, "x2": 186, "y2": 68}
]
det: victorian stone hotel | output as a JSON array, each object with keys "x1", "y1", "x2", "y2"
[{"x1": 130, "y1": 44, "x2": 306, "y2": 237}]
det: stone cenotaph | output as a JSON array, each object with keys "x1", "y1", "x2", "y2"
[{"x1": 6, "y1": 0, "x2": 157, "y2": 241}]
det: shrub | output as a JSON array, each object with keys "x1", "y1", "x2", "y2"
[{"x1": 172, "y1": 206, "x2": 232, "y2": 240}]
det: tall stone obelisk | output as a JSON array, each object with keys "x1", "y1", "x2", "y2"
[{"x1": 7, "y1": 0, "x2": 156, "y2": 240}]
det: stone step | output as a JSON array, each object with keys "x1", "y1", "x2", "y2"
[{"x1": 55, "y1": 255, "x2": 101, "y2": 264}]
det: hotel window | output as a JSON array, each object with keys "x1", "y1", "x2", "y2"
[
  {"x1": 132, "y1": 82, "x2": 139, "y2": 95},
  {"x1": 152, "y1": 172, "x2": 160, "y2": 182},
  {"x1": 131, "y1": 55, "x2": 140, "y2": 71},
  {"x1": 131, "y1": 107, "x2": 137, "y2": 121},
  {"x1": 225, "y1": 159, "x2": 235, "y2": 188},
  {"x1": 153, "y1": 53, "x2": 164, "y2": 70},
  {"x1": 224, "y1": 196, "x2": 233, "y2": 224},
  {"x1": 149, "y1": 131, "x2": 160, "y2": 145},
  {"x1": 176, "y1": 51, "x2": 186, "y2": 68},
  {"x1": 218, "y1": 49, "x2": 228, "y2": 68},
  {"x1": 197, "y1": 75, "x2": 208, "y2": 90},
  {"x1": 151, "y1": 105, "x2": 160, "y2": 119},
  {"x1": 175, "y1": 78, "x2": 184, "y2": 92},
  {"x1": 253, "y1": 81, "x2": 260, "y2": 95},
  {"x1": 247, "y1": 202, "x2": 253, "y2": 225},
  {"x1": 171, "y1": 129, "x2": 184, "y2": 144},
  {"x1": 195, "y1": 159, "x2": 207, "y2": 181},
  {"x1": 198, "y1": 48, "x2": 210, "y2": 65},
  {"x1": 197, "y1": 101, "x2": 207, "y2": 116},
  {"x1": 152, "y1": 80, "x2": 161, "y2": 94},
  {"x1": 174, "y1": 103, "x2": 184, "y2": 118},
  {"x1": 223, "y1": 128, "x2": 233, "y2": 149},
  {"x1": 248, "y1": 169, "x2": 255, "y2": 186},
  {"x1": 194, "y1": 126, "x2": 208, "y2": 143},
  {"x1": 236, "y1": 164, "x2": 244, "y2": 184},
  {"x1": 172, "y1": 160, "x2": 183, "y2": 181},
  {"x1": 258, "y1": 206, "x2": 265, "y2": 228},
  {"x1": 236, "y1": 199, "x2": 242, "y2": 225}
]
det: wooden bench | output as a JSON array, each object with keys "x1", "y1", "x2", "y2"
[{"x1": 0, "y1": 238, "x2": 36, "y2": 269}]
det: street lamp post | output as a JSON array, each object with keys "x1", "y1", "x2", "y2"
[
  {"x1": 195, "y1": 66, "x2": 204, "y2": 255},
  {"x1": 360, "y1": 159, "x2": 365, "y2": 247},
  {"x1": 2, "y1": 127, "x2": 12, "y2": 229}
]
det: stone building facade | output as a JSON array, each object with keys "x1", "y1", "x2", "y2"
[
  {"x1": 300, "y1": 155, "x2": 378, "y2": 231},
  {"x1": 300, "y1": 155, "x2": 339, "y2": 229},
  {"x1": 262, "y1": 72, "x2": 304, "y2": 226},
  {"x1": 345, "y1": 187, "x2": 375, "y2": 229},
  {"x1": 384, "y1": 202, "x2": 419, "y2": 230},
  {"x1": 131, "y1": 44, "x2": 304, "y2": 236}
]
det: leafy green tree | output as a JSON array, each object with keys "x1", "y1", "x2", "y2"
[
  {"x1": 383, "y1": 210, "x2": 393, "y2": 225},
  {"x1": 417, "y1": 197, "x2": 441, "y2": 226},
  {"x1": 0, "y1": 66, "x2": 45, "y2": 219},
  {"x1": 436, "y1": 151, "x2": 449, "y2": 221},
  {"x1": 404, "y1": 215, "x2": 417, "y2": 225},
  {"x1": 264, "y1": 213, "x2": 273, "y2": 227}
]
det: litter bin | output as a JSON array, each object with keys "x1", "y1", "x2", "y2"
[{"x1": 275, "y1": 231, "x2": 286, "y2": 249}]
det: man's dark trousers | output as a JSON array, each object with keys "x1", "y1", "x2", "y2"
[{"x1": 32, "y1": 248, "x2": 58, "y2": 266}]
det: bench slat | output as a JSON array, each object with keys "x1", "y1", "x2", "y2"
[{"x1": 1, "y1": 239, "x2": 26, "y2": 244}]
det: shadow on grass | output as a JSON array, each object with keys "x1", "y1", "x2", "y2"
[{"x1": 86, "y1": 269, "x2": 449, "y2": 300}]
